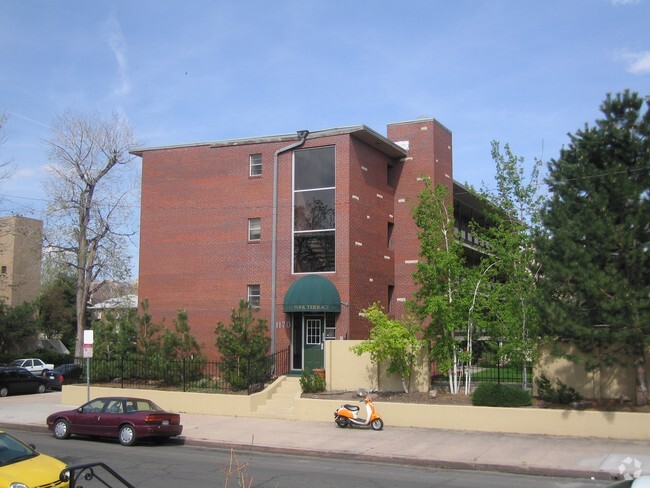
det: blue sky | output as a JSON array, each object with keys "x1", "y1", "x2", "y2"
[{"x1": 1, "y1": 0, "x2": 648, "y2": 277}]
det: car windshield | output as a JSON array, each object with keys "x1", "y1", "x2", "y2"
[
  {"x1": 0, "y1": 433, "x2": 38, "y2": 467},
  {"x1": 8, "y1": 360, "x2": 22, "y2": 367}
]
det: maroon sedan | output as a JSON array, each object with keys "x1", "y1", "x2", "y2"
[{"x1": 46, "y1": 397, "x2": 183, "y2": 446}]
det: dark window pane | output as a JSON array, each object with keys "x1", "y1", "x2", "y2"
[
  {"x1": 294, "y1": 231, "x2": 335, "y2": 272},
  {"x1": 294, "y1": 146, "x2": 335, "y2": 190},
  {"x1": 294, "y1": 189, "x2": 335, "y2": 231}
]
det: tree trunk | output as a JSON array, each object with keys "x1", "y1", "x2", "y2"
[{"x1": 635, "y1": 346, "x2": 648, "y2": 406}]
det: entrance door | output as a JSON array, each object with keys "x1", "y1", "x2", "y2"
[{"x1": 303, "y1": 316, "x2": 324, "y2": 372}]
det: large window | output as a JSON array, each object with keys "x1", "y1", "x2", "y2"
[{"x1": 293, "y1": 146, "x2": 335, "y2": 273}]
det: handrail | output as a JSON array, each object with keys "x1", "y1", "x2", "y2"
[{"x1": 64, "y1": 462, "x2": 136, "y2": 488}]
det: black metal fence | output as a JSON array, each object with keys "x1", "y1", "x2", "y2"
[
  {"x1": 431, "y1": 351, "x2": 533, "y2": 388},
  {"x1": 73, "y1": 347, "x2": 290, "y2": 395}
]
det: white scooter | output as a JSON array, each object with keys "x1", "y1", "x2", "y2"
[{"x1": 334, "y1": 395, "x2": 384, "y2": 430}]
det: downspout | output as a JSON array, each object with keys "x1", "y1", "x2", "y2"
[{"x1": 271, "y1": 130, "x2": 309, "y2": 355}]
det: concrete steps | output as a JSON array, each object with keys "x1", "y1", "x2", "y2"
[{"x1": 254, "y1": 376, "x2": 301, "y2": 419}]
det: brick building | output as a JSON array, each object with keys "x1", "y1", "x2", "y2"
[{"x1": 134, "y1": 118, "x2": 481, "y2": 370}]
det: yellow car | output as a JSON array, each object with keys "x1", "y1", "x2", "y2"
[{"x1": 0, "y1": 429, "x2": 69, "y2": 488}]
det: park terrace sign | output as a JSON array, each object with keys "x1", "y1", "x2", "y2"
[{"x1": 283, "y1": 275, "x2": 341, "y2": 313}]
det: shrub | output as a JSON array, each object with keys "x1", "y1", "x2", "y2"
[
  {"x1": 299, "y1": 370, "x2": 326, "y2": 393},
  {"x1": 472, "y1": 382, "x2": 532, "y2": 407},
  {"x1": 535, "y1": 375, "x2": 583, "y2": 404}
]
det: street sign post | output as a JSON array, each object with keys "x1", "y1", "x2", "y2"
[{"x1": 83, "y1": 330, "x2": 94, "y2": 401}]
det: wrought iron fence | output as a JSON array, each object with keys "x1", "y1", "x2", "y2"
[
  {"x1": 72, "y1": 347, "x2": 290, "y2": 395},
  {"x1": 431, "y1": 351, "x2": 533, "y2": 388}
]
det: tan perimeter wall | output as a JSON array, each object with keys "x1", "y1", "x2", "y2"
[
  {"x1": 536, "y1": 343, "x2": 650, "y2": 400},
  {"x1": 325, "y1": 340, "x2": 429, "y2": 393},
  {"x1": 62, "y1": 383, "x2": 650, "y2": 441}
]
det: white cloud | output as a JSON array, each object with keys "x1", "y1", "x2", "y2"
[
  {"x1": 611, "y1": 0, "x2": 640, "y2": 5},
  {"x1": 617, "y1": 50, "x2": 650, "y2": 74},
  {"x1": 105, "y1": 14, "x2": 131, "y2": 97}
]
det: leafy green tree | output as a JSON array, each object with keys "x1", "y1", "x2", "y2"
[
  {"x1": 215, "y1": 300, "x2": 271, "y2": 391},
  {"x1": 0, "y1": 301, "x2": 40, "y2": 354},
  {"x1": 38, "y1": 271, "x2": 77, "y2": 346},
  {"x1": 352, "y1": 303, "x2": 425, "y2": 393},
  {"x1": 409, "y1": 179, "x2": 475, "y2": 394},
  {"x1": 535, "y1": 91, "x2": 649, "y2": 405},
  {"x1": 471, "y1": 141, "x2": 543, "y2": 387}
]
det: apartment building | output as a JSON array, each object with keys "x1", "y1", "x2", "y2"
[{"x1": 134, "y1": 118, "x2": 481, "y2": 370}]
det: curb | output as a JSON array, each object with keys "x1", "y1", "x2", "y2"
[{"x1": 0, "y1": 422, "x2": 620, "y2": 481}]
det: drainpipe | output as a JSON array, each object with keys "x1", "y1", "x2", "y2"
[{"x1": 271, "y1": 130, "x2": 309, "y2": 355}]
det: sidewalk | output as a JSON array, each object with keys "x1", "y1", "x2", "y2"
[{"x1": 1, "y1": 391, "x2": 649, "y2": 481}]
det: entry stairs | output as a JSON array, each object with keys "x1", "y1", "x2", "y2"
[{"x1": 254, "y1": 376, "x2": 301, "y2": 419}]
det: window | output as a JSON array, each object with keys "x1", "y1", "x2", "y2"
[
  {"x1": 293, "y1": 146, "x2": 336, "y2": 272},
  {"x1": 387, "y1": 222, "x2": 394, "y2": 249},
  {"x1": 306, "y1": 319, "x2": 322, "y2": 345},
  {"x1": 1, "y1": 266, "x2": 6, "y2": 274},
  {"x1": 248, "y1": 218, "x2": 261, "y2": 241},
  {"x1": 247, "y1": 284, "x2": 260, "y2": 308},
  {"x1": 250, "y1": 154, "x2": 262, "y2": 176}
]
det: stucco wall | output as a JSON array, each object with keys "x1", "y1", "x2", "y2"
[
  {"x1": 62, "y1": 384, "x2": 650, "y2": 441},
  {"x1": 325, "y1": 340, "x2": 429, "y2": 393},
  {"x1": 536, "y1": 343, "x2": 650, "y2": 400}
]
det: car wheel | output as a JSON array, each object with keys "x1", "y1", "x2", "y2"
[
  {"x1": 53, "y1": 419, "x2": 71, "y2": 439},
  {"x1": 37, "y1": 383, "x2": 46, "y2": 394},
  {"x1": 119, "y1": 424, "x2": 136, "y2": 446},
  {"x1": 0, "y1": 386, "x2": 8, "y2": 397}
]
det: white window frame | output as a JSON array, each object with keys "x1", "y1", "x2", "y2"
[
  {"x1": 248, "y1": 218, "x2": 261, "y2": 241},
  {"x1": 249, "y1": 153, "x2": 262, "y2": 176},
  {"x1": 247, "y1": 284, "x2": 260, "y2": 308}
]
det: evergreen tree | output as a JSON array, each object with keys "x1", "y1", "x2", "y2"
[
  {"x1": 39, "y1": 271, "x2": 77, "y2": 346},
  {"x1": 161, "y1": 309, "x2": 203, "y2": 360},
  {"x1": 215, "y1": 300, "x2": 271, "y2": 390},
  {"x1": 535, "y1": 91, "x2": 649, "y2": 405}
]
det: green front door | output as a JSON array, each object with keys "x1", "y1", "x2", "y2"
[{"x1": 303, "y1": 316, "x2": 324, "y2": 372}]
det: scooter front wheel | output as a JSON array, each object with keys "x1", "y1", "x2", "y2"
[
  {"x1": 335, "y1": 416, "x2": 348, "y2": 428},
  {"x1": 371, "y1": 418, "x2": 384, "y2": 431}
]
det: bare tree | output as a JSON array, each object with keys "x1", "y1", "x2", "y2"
[
  {"x1": 43, "y1": 110, "x2": 140, "y2": 357},
  {"x1": 0, "y1": 112, "x2": 16, "y2": 184}
]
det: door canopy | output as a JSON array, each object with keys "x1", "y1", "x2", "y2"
[{"x1": 283, "y1": 275, "x2": 341, "y2": 313}]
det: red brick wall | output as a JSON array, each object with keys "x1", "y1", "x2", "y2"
[
  {"x1": 346, "y1": 137, "x2": 397, "y2": 338},
  {"x1": 387, "y1": 119, "x2": 453, "y2": 320},
  {"x1": 138, "y1": 121, "x2": 453, "y2": 360}
]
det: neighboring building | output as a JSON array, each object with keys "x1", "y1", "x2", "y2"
[
  {"x1": 88, "y1": 294, "x2": 138, "y2": 321},
  {"x1": 0, "y1": 216, "x2": 43, "y2": 307},
  {"x1": 133, "y1": 118, "x2": 481, "y2": 370}
]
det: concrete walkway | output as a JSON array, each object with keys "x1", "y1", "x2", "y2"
[{"x1": 1, "y1": 391, "x2": 649, "y2": 482}]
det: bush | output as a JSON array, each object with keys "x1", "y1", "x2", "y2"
[
  {"x1": 299, "y1": 370, "x2": 326, "y2": 393},
  {"x1": 535, "y1": 375, "x2": 583, "y2": 404},
  {"x1": 472, "y1": 382, "x2": 532, "y2": 407}
]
